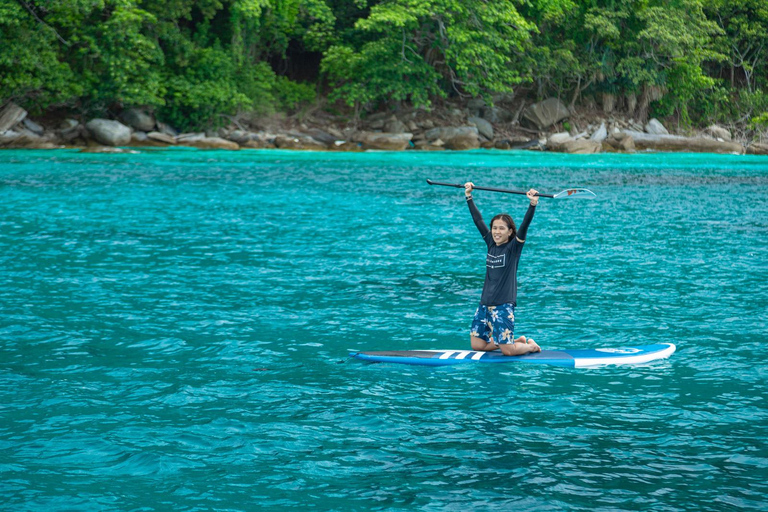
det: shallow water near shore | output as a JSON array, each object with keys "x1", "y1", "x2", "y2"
[{"x1": 1, "y1": 148, "x2": 767, "y2": 510}]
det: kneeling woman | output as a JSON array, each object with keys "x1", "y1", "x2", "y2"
[{"x1": 464, "y1": 182, "x2": 542, "y2": 356}]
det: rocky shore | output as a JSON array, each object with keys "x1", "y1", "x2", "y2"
[{"x1": 2, "y1": 99, "x2": 767, "y2": 155}]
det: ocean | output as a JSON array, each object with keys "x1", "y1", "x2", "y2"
[{"x1": 1, "y1": 148, "x2": 766, "y2": 510}]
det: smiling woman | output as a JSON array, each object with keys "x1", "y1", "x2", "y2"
[{"x1": 463, "y1": 182, "x2": 541, "y2": 356}]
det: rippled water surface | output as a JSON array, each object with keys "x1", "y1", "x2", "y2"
[{"x1": 1, "y1": 148, "x2": 767, "y2": 510}]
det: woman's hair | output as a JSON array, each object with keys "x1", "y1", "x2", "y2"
[{"x1": 490, "y1": 213, "x2": 516, "y2": 235}]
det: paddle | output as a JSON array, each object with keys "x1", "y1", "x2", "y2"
[{"x1": 426, "y1": 179, "x2": 596, "y2": 199}]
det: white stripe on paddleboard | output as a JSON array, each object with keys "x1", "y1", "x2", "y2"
[
  {"x1": 573, "y1": 344, "x2": 676, "y2": 368},
  {"x1": 438, "y1": 351, "x2": 458, "y2": 359},
  {"x1": 471, "y1": 351, "x2": 484, "y2": 360},
  {"x1": 455, "y1": 351, "x2": 473, "y2": 360}
]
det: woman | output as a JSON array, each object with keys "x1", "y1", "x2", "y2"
[{"x1": 465, "y1": 182, "x2": 542, "y2": 356}]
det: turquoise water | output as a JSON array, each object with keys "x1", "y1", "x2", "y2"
[{"x1": 1, "y1": 148, "x2": 767, "y2": 511}]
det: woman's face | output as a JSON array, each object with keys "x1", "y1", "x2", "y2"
[{"x1": 491, "y1": 219, "x2": 513, "y2": 245}]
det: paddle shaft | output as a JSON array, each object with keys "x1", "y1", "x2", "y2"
[{"x1": 426, "y1": 179, "x2": 554, "y2": 198}]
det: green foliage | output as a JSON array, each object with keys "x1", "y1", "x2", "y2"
[
  {"x1": 158, "y1": 45, "x2": 252, "y2": 131},
  {"x1": 0, "y1": 1, "x2": 82, "y2": 111},
  {"x1": 322, "y1": 0, "x2": 534, "y2": 109},
  {"x1": 749, "y1": 112, "x2": 768, "y2": 131},
  {"x1": 0, "y1": 0, "x2": 766, "y2": 131}
]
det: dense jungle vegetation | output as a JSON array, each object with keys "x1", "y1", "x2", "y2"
[{"x1": 2, "y1": 0, "x2": 767, "y2": 133}]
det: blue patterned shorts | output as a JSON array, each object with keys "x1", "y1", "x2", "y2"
[{"x1": 470, "y1": 303, "x2": 516, "y2": 345}]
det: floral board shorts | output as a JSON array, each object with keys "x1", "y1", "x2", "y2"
[{"x1": 470, "y1": 303, "x2": 516, "y2": 345}]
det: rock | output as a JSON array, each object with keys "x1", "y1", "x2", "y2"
[
  {"x1": 421, "y1": 119, "x2": 435, "y2": 129},
  {"x1": 0, "y1": 102, "x2": 28, "y2": 132},
  {"x1": 468, "y1": 116, "x2": 494, "y2": 140},
  {"x1": 85, "y1": 119, "x2": 132, "y2": 146},
  {"x1": 177, "y1": 134, "x2": 239, "y2": 150},
  {"x1": 482, "y1": 107, "x2": 513, "y2": 124},
  {"x1": 590, "y1": 122, "x2": 608, "y2": 142},
  {"x1": 241, "y1": 139, "x2": 276, "y2": 149},
  {"x1": 223, "y1": 130, "x2": 251, "y2": 144},
  {"x1": 645, "y1": 118, "x2": 669, "y2": 135},
  {"x1": 22, "y1": 118, "x2": 45, "y2": 136},
  {"x1": 176, "y1": 132, "x2": 206, "y2": 142},
  {"x1": 424, "y1": 126, "x2": 480, "y2": 150},
  {"x1": 0, "y1": 130, "x2": 22, "y2": 147},
  {"x1": 746, "y1": 142, "x2": 768, "y2": 155},
  {"x1": 147, "y1": 131, "x2": 176, "y2": 145},
  {"x1": 384, "y1": 119, "x2": 408, "y2": 134},
  {"x1": 332, "y1": 141, "x2": 362, "y2": 151},
  {"x1": 304, "y1": 128, "x2": 337, "y2": 145},
  {"x1": 157, "y1": 122, "x2": 178, "y2": 138},
  {"x1": 365, "y1": 112, "x2": 391, "y2": 130},
  {"x1": 548, "y1": 132, "x2": 573, "y2": 145},
  {"x1": 705, "y1": 124, "x2": 731, "y2": 141},
  {"x1": 444, "y1": 133, "x2": 480, "y2": 150},
  {"x1": 407, "y1": 120, "x2": 419, "y2": 132},
  {"x1": 625, "y1": 130, "x2": 744, "y2": 154},
  {"x1": 414, "y1": 139, "x2": 445, "y2": 150},
  {"x1": 548, "y1": 138, "x2": 602, "y2": 154},
  {"x1": 274, "y1": 134, "x2": 327, "y2": 150},
  {"x1": 522, "y1": 98, "x2": 570, "y2": 129},
  {"x1": 605, "y1": 132, "x2": 635, "y2": 152},
  {"x1": 131, "y1": 131, "x2": 148, "y2": 143},
  {"x1": 0, "y1": 129, "x2": 58, "y2": 149},
  {"x1": 467, "y1": 98, "x2": 486, "y2": 111},
  {"x1": 120, "y1": 109, "x2": 155, "y2": 132},
  {"x1": 59, "y1": 120, "x2": 83, "y2": 142},
  {"x1": 355, "y1": 131, "x2": 413, "y2": 151}
]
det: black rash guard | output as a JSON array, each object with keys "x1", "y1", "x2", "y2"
[{"x1": 468, "y1": 198, "x2": 536, "y2": 306}]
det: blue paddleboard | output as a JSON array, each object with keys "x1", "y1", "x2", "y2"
[{"x1": 350, "y1": 343, "x2": 675, "y2": 368}]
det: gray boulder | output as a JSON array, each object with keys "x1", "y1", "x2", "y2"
[
  {"x1": 85, "y1": 119, "x2": 132, "y2": 146},
  {"x1": 59, "y1": 119, "x2": 83, "y2": 142},
  {"x1": 0, "y1": 102, "x2": 27, "y2": 132},
  {"x1": 625, "y1": 130, "x2": 744, "y2": 154},
  {"x1": 547, "y1": 132, "x2": 572, "y2": 145},
  {"x1": 120, "y1": 109, "x2": 155, "y2": 132},
  {"x1": 468, "y1": 116, "x2": 493, "y2": 140},
  {"x1": 355, "y1": 131, "x2": 413, "y2": 151},
  {"x1": 645, "y1": 118, "x2": 669, "y2": 135},
  {"x1": 705, "y1": 124, "x2": 731, "y2": 141},
  {"x1": 482, "y1": 107, "x2": 513, "y2": 124},
  {"x1": 548, "y1": 138, "x2": 602, "y2": 154},
  {"x1": 590, "y1": 122, "x2": 608, "y2": 142},
  {"x1": 147, "y1": 131, "x2": 176, "y2": 145},
  {"x1": 157, "y1": 122, "x2": 178, "y2": 138},
  {"x1": 746, "y1": 142, "x2": 768, "y2": 155},
  {"x1": 305, "y1": 128, "x2": 338, "y2": 145},
  {"x1": 22, "y1": 118, "x2": 45, "y2": 136},
  {"x1": 384, "y1": 119, "x2": 408, "y2": 134},
  {"x1": 522, "y1": 98, "x2": 569, "y2": 129},
  {"x1": 274, "y1": 134, "x2": 327, "y2": 150},
  {"x1": 424, "y1": 126, "x2": 480, "y2": 150},
  {"x1": 467, "y1": 98, "x2": 486, "y2": 112},
  {"x1": 605, "y1": 132, "x2": 636, "y2": 152},
  {"x1": 179, "y1": 135, "x2": 239, "y2": 150}
]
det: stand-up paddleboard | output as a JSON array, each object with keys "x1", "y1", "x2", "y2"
[{"x1": 350, "y1": 343, "x2": 675, "y2": 368}]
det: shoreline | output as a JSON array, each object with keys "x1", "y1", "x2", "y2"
[{"x1": 2, "y1": 100, "x2": 767, "y2": 156}]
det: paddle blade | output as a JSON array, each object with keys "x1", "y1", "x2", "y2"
[{"x1": 552, "y1": 188, "x2": 597, "y2": 199}]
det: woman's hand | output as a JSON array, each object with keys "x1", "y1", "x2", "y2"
[
  {"x1": 526, "y1": 188, "x2": 539, "y2": 206},
  {"x1": 464, "y1": 182, "x2": 474, "y2": 199}
]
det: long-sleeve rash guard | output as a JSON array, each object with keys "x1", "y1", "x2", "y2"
[{"x1": 468, "y1": 198, "x2": 536, "y2": 306}]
